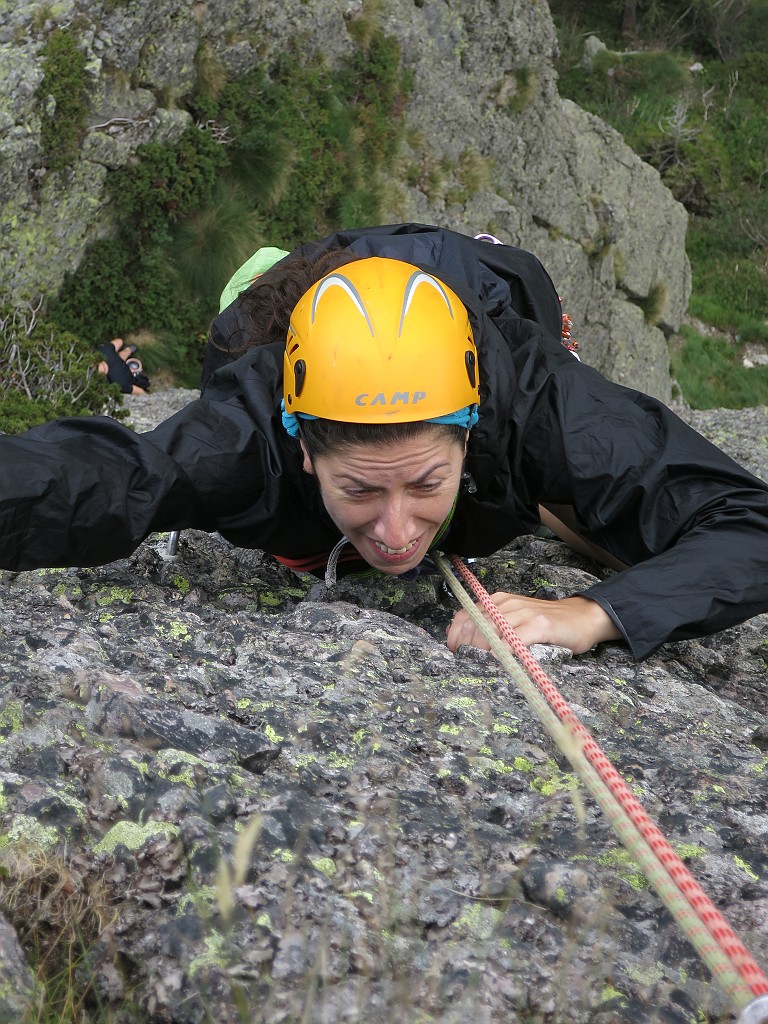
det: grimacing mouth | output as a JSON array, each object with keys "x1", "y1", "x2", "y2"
[{"x1": 372, "y1": 538, "x2": 420, "y2": 556}]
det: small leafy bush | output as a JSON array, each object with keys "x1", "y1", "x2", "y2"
[
  {"x1": 109, "y1": 126, "x2": 229, "y2": 246},
  {"x1": 49, "y1": 126, "x2": 230, "y2": 386},
  {"x1": 50, "y1": 238, "x2": 144, "y2": 344},
  {"x1": 0, "y1": 299, "x2": 121, "y2": 434}
]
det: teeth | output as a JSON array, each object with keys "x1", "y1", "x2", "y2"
[{"x1": 374, "y1": 540, "x2": 416, "y2": 555}]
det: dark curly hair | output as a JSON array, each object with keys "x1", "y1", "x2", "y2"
[{"x1": 209, "y1": 247, "x2": 362, "y2": 361}]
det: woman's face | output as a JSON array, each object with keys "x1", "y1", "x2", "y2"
[{"x1": 302, "y1": 432, "x2": 465, "y2": 574}]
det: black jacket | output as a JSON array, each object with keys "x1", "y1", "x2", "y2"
[{"x1": 2, "y1": 224, "x2": 767, "y2": 659}]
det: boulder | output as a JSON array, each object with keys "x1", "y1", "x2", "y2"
[
  {"x1": 0, "y1": 389, "x2": 765, "y2": 1022},
  {"x1": 0, "y1": 916, "x2": 37, "y2": 1023}
]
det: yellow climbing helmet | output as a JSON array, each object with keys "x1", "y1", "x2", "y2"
[{"x1": 283, "y1": 257, "x2": 479, "y2": 425}]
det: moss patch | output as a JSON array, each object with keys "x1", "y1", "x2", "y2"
[{"x1": 37, "y1": 27, "x2": 89, "y2": 172}]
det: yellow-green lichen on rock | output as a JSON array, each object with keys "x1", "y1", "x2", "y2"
[
  {"x1": 0, "y1": 700, "x2": 25, "y2": 737},
  {"x1": 1, "y1": 814, "x2": 61, "y2": 850},
  {"x1": 93, "y1": 819, "x2": 179, "y2": 854}
]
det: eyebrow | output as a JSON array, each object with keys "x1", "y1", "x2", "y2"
[{"x1": 335, "y1": 461, "x2": 452, "y2": 488}]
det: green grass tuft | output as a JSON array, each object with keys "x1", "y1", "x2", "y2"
[{"x1": 671, "y1": 326, "x2": 768, "y2": 409}]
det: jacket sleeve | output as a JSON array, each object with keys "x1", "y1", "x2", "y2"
[
  {"x1": 518, "y1": 351, "x2": 768, "y2": 659},
  {"x1": 0, "y1": 392, "x2": 278, "y2": 571}
]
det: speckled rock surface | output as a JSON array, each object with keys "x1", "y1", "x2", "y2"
[
  {"x1": 0, "y1": 391, "x2": 766, "y2": 1023},
  {"x1": 680, "y1": 404, "x2": 768, "y2": 486},
  {"x1": 0, "y1": 913, "x2": 37, "y2": 1019}
]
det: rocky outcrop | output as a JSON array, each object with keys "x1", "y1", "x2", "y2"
[
  {"x1": 0, "y1": 390, "x2": 766, "y2": 1022},
  {"x1": 0, "y1": 0, "x2": 688, "y2": 400},
  {"x1": 384, "y1": 4, "x2": 689, "y2": 401}
]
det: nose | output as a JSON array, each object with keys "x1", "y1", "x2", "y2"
[{"x1": 372, "y1": 494, "x2": 417, "y2": 549}]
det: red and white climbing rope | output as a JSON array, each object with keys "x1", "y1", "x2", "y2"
[{"x1": 434, "y1": 551, "x2": 768, "y2": 1023}]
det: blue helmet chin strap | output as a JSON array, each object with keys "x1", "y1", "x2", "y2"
[
  {"x1": 426, "y1": 405, "x2": 479, "y2": 430},
  {"x1": 280, "y1": 401, "x2": 478, "y2": 439},
  {"x1": 281, "y1": 401, "x2": 314, "y2": 438}
]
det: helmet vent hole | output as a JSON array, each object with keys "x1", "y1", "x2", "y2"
[
  {"x1": 465, "y1": 350, "x2": 477, "y2": 388},
  {"x1": 294, "y1": 359, "x2": 307, "y2": 397}
]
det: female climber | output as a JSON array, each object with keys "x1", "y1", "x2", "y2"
[{"x1": 1, "y1": 223, "x2": 766, "y2": 660}]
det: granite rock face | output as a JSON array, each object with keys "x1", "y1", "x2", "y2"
[
  {"x1": 0, "y1": 391, "x2": 766, "y2": 1022},
  {"x1": 0, "y1": 0, "x2": 688, "y2": 400}
]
